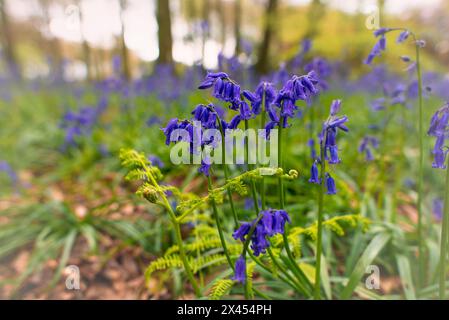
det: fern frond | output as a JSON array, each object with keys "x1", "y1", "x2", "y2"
[
  {"x1": 120, "y1": 148, "x2": 149, "y2": 171},
  {"x1": 192, "y1": 224, "x2": 219, "y2": 237},
  {"x1": 192, "y1": 253, "x2": 229, "y2": 273},
  {"x1": 145, "y1": 255, "x2": 184, "y2": 281},
  {"x1": 164, "y1": 237, "x2": 223, "y2": 256},
  {"x1": 246, "y1": 262, "x2": 256, "y2": 299},
  {"x1": 275, "y1": 214, "x2": 370, "y2": 246},
  {"x1": 209, "y1": 279, "x2": 235, "y2": 300},
  {"x1": 182, "y1": 213, "x2": 213, "y2": 224},
  {"x1": 288, "y1": 234, "x2": 302, "y2": 258}
]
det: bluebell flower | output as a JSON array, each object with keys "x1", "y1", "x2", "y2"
[
  {"x1": 433, "y1": 198, "x2": 443, "y2": 221},
  {"x1": 241, "y1": 39, "x2": 253, "y2": 55},
  {"x1": 146, "y1": 116, "x2": 162, "y2": 127},
  {"x1": 198, "y1": 158, "x2": 211, "y2": 176},
  {"x1": 358, "y1": 136, "x2": 379, "y2": 161},
  {"x1": 365, "y1": 35, "x2": 386, "y2": 65},
  {"x1": 373, "y1": 28, "x2": 392, "y2": 37},
  {"x1": 191, "y1": 104, "x2": 219, "y2": 129},
  {"x1": 396, "y1": 30, "x2": 410, "y2": 43},
  {"x1": 238, "y1": 100, "x2": 252, "y2": 120},
  {"x1": 325, "y1": 173, "x2": 337, "y2": 195},
  {"x1": 264, "y1": 121, "x2": 278, "y2": 140},
  {"x1": 198, "y1": 71, "x2": 229, "y2": 89},
  {"x1": 267, "y1": 104, "x2": 280, "y2": 122},
  {"x1": 244, "y1": 198, "x2": 262, "y2": 211},
  {"x1": 309, "y1": 100, "x2": 348, "y2": 192},
  {"x1": 432, "y1": 149, "x2": 448, "y2": 169},
  {"x1": 232, "y1": 255, "x2": 246, "y2": 283},
  {"x1": 321, "y1": 106, "x2": 348, "y2": 166},
  {"x1": 309, "y1": 161, "x2": 320, "y2": 184},
  {"x1": 308, "y1": 138, "x2": 317, "y2": 160},
  {"x1": 226, "y1": 114, "x2": 242, "y2": 129},
  {"x1": 242, "y1": 82, "x2": 276, "y2": 116},
  {"x1": 264, "y1": 72, "x2": 320, "y2": 136},
  {"x1": 162, "y1": 118, "x2": 179, "y2": 145},
  {"x1": 60, "y1": 98, "x2": 108, "y2": 150},
  {"x1": 428, "y1": 104, "x2": 449, "y2": 169},
  {"x1": 199, "y1": 71, "x2": 243, "y2": 107},
  {"x1": 330, "y1": 99, "x2": 341, "y2": 116},
  {"x1": 328, "y1": 145, "x2": 340, "y2": 164},
  {"x1": 232, "y1": 222, "x2": 251, "y2": 242},
  {"x1": 233, "y1": 209, "x2": 291, "y2": 256},
  {"x1": 0, "y1": 160, "x2": 18, "y2": 186},
  {"x1": 272, "y1": 63, "x2": 290, "y2": 86},
  {"x1": 301, "y1": 38, "x2": 312, "y2": 53},
  {"x1": 149, "y1": 155, "x2": 164, "y2": 168},
  {"x1": 304, "y1": 58, "x2": 332, "y2": 91}
]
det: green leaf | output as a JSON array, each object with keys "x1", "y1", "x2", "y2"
[
  {"x1": 340, "y1": 233, "x2": 390, "y2": 299},
  {"x1": 49, "y1": 230, "x2": 77, "y2": 288},
  {"x1": 320, "y1": 254, "x2": 332, "y2": 300},
  {"x1": 395, "y1": 254, "x2": 416, "y2": 300}
]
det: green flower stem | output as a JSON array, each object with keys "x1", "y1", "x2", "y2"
[
  {"x1": 278, "y1": 117, "x2": 286, "y2": 208},
  {"x1": 217, "y1": 120, "x2": 239, "y2": 227},
  {"x1": 391, "y1": 106, "x2": 406, "y2": 223},
  {"x1": 414, "y1": 34, "x2": 426, "y2": 289},
  {"x1": 247, "y1": 250, "x2": 306, "y2": 294},
  {"x1": 439, "y1": 157, "x2": 449, "y2": 299},
  {"x1": 314, "y1": 140, "x2": 326, "y2": 300},
  {"x1": 240, "y1": 214, "x2": 264, "y2": 299},
  {"x1": 260, "y1": 90, "x2": 267, "y2": 211},
  {"x1": 144, "y1": 167, "x2": 201, "y2": 297},
  {"x1": 245, "y1": 119, "x2": 260, "y2": 213},
  {"x1": 245, "y1": 142, "x2": 305, "y2": 294},
  {"x1": 253, "y1": 288, "x2": 272, "y2": 300},
  {"x1": 277, "y1": 115, "x2": 307, "y2": 288},
  {"x1": 173, "y1": 222, "x2": 201, "y2": 296},
  {"x1": 207, "y1": 175, "x2": 234, "y2": 271},
  {"x1": 377, "y1": 112, "x2": 394, "y2": 211}
]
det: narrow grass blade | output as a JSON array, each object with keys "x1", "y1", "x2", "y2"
[{"x1": 340, "y1": 233, "x2": 390, "y2": 299}]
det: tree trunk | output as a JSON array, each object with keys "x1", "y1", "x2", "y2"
[
  {"x1": 304, "y1": 0, "x2": 325, "y2": 39},
  {"x1": 76, "y1": 0, "x2": 92, "y2": 81},
  {"x1": 119, "y1": 0, "x2": 131, "y2": 80},
  {"x1": 215, "y1": 0, "x2": 226, "y2": 49},
  {"x1": 378, "y1": 0, "x2": 385, "y2": 27},
  {"x1": 39, "y1": 0, "x2": 64, "y2": 81},
  {"x1": 0, "y1": 0, "x2": 21, "y2": 79},
  {"x1": 156, "y1": 0, "x2": 173, "y2": 65},
  {"x1": 201, "y1": 0, "x2": 210, "y2": 65},
  {"x1": 255, "y1": 0, "x2": 278, "y2": 74},
  {"x1": 234, "y1": 0, "x2": 242, "y2": 54}
]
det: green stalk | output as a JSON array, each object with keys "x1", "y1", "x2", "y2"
[
  {"x1": 415, "y1": 35, "x2": 425, "y2": 289},
  {"x1": 173, "y1": 223, "x2": 201, "y2": 296},
  {"x1": 240, "y1": 214, "x2": 264, "y2": 299},
  {"x1": 439, "y1": 157, "x2": 449, "y2": 299},
  {"x1": 145, "y1": 168, "x2": 201, "y2": 297},
  {"x1": 277, "y1": 114, "x2": 308, "y2": 288},
  {"x1": 245, "y1": 119, "x2": 260, "y2": 213},
  {"x1": 314, "y1": 140, "x2": 326, "y2": 299},
  {"x1": 217, "y1": 119, "x2": 239, "y2": 227},
  {"x1": 260, "y1": 90, "x2": 267, "y2": 211},
  {"x1": 247, "y1": 250, "x2": 305, "y2": 294},
  {"x1": 278, "y1": 117, "x2": 285, "y2": 207},
  {"x1": 207, "y1": 175, "x2": 234, "y2": 270}
]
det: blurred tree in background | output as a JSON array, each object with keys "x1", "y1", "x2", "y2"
[
  {"x1": 0, "y1": 0, "x2": 21, "y2": 79},
  {"x1": 0, "y1": 0, "x2": 448, "y2": 80},
  {"x1": 156, "y1": 0, "x2": 173, "y2": 65}
]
